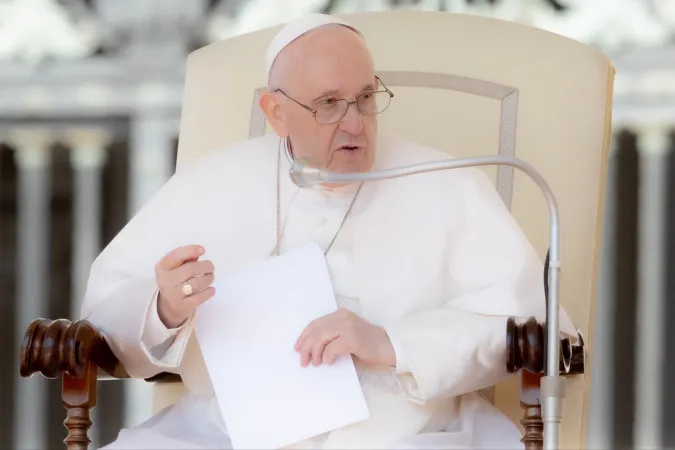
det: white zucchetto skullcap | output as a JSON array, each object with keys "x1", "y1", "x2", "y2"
[{"x1": 265, "y1": 13, "x2": 360, "y2": 83}]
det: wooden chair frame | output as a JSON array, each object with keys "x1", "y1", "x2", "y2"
[{"x1": 19, "y1": 315, "x2": 585, "y2": 450}]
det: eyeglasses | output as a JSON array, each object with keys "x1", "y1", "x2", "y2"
[{"x1": 275, "y1": 76, "x2": 394, "y2": 125}]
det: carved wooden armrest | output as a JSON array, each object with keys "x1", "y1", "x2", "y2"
[
  {"x1": 19, "y1": 316, "x2": 584, "y2": 450},
  {"x1": 19, "y1": 318, "x2": 181, "y2": 450},
  {"x1": 505, "y1": 316, "x2": 587, "y2": 450}
]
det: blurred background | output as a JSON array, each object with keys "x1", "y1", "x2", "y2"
[{"x1": 0, "y1": 0, "x2": 674, "y2": 449}]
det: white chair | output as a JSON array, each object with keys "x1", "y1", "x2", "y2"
[
  {"x1": 171, "y1": 11, "x2": 614, "y2": 449},
  {"x1": 20, "y1": 10, "x2": 614, "y2": 450}
]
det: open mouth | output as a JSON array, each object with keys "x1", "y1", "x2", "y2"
[{"x1": 339, "y1": 145, "x2": 360, "y2": 151}]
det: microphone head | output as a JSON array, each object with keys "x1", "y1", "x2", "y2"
[{"x1": 289, "y1": 158, "x2": 323, "y2": 187}]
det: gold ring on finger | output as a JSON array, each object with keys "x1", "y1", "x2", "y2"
[{"x1": 182, "y1": 282, "x2": 193, "y2": 296}]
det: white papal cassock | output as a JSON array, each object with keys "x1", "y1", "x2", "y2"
[{"x1": 81, "y1": 133, "x2": 576, "y2": 449}]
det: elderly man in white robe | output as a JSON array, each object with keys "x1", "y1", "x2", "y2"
[{"x1": 82, "y1": 13, "x2": 574, "y2": 450}]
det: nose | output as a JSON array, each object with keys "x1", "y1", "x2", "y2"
[{"x1": 338, "y1": 102, "x2": 364, "y2": 135}]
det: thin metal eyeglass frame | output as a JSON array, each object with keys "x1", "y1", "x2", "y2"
[{"x1": 274, "y1": 76, "x2": 394, "y2": 124}]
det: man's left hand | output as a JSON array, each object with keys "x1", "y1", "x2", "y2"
[{"x1": 294, "y1": 308, "x2": 396, "y2": 367}]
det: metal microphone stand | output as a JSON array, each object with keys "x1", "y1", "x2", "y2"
[{"x1": 290, "y1": 156, "x2": 566, "y2": 450}]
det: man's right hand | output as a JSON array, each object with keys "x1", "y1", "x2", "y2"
[{"x1": 155, "y1": 245, "x2": 215, "y2": 329}]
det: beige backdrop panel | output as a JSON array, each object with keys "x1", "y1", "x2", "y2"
[{"x1": 169, "y1": 11, "x2": 614, "y2": 449}]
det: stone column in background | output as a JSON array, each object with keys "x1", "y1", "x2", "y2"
[
  {"x1": 634, "y1": 125, "x2": 671, "y2": 450},
  {"x1": 66, "y1": 128, "x2": 111, "y2": 450},
  {"x1": 11, "y1": 129, "x2": 53, "y2": 450},
  {"x1": 124, "y1": 113, "x2": 176, "y2": 428},
  {"x1": 129, "y1": 114, "x2": 175, "y2": 214},
  {"x1": 66, "y1": 128, "x2": 110, "y2": 318},
  {"x1": 586, "y1": 130, "x2": 619, "y2": 450}
]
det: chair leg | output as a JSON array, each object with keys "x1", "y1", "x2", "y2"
[
  {"x1": 62, "y1": 362, "x2": 97, "y2": 450},
  {"x1": 520, "y1": 370, "x2": 543, "y2": 450},
  {"x1": 521, "y1": 402, "x2": 543, "y2": 450}
]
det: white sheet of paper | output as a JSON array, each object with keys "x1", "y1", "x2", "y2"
[{"x1": 194, "y1": 243, "x2": 370, "y2": 450}]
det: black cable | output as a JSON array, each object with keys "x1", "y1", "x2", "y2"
[{"x1": 543, "y1": 249, "x2": 550, "y2": 372}]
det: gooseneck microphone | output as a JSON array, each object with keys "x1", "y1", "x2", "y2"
[{"x1": 290, "y1": 156, "x2": 566, "y2": 450}]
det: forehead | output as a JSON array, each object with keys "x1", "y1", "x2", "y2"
[
  {"x1": 285, "y1": 27, "x2": 375, "y2": 97},
  {"x1": 297, "y1": 71, "x2": 376, "y2": 101}
]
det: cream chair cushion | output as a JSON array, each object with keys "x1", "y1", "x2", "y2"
[{"x1": 155, "y1": 11, "x2": 614, "y2": 449}]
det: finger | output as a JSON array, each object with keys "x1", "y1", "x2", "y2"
[
  {"x1": 311, "y1": 338, "x2": 331, "y2": 366},
  {"x1": 157, "y1": 245, "x2": 205, "y2": 271},
  {"x1": 183, "y1": 286, "x2": 216, "y2": 310},
  {"x1": 298, "y1": 337, "x2": 313, "y2": 367},
  {"x1": 295, "y1": 324, "x2": 312, "y2": 352},
  {"x1": 172, "y1": 272, "x2": 214, "y2": 298},
  {"x1": 300, "y1": 340, "x2": 325, "y2": 367},
  {"x1": 322, "y1": 337, "x2": 350, "y2": 365},
  {"x1": 295, "y1": 312, "x2": 336, "y2": 351},
  {"x1": 299, "y1": 330, "x2": 338, "y2": 367},
  {"x1": 295, "y1": 319, "x2": 323, "y2": 352},
  {"x1": 171, "y1": 260, "x2": 215, "y2": 285}
]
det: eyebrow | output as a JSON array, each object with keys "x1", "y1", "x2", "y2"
[{"x1": 312, "y1": 83, "x2": 376, "y2": 103}]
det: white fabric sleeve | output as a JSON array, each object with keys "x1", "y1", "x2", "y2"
[
  {"x1": 77, "y1": 150, "x2": 230, "y2": 380},
  {"x1": 385, "y1": 313, "x2": 510, "y2": 405},
  {"x1": 81, "y1": 277, "x2": 194, "y2": 379},
  {"x1": 141, "y1": 289, "x2": 188, "y2": 349},
  {"x1": 386, "y1": 331, "x2": 411, "y2": 374},
  {"x1": 382, "y1": 168, "x2": 576, "y2": 405}
]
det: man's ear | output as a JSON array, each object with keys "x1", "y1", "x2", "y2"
[{"x1": 259, "y1": 91, "x2": 288, "y2": 137}]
